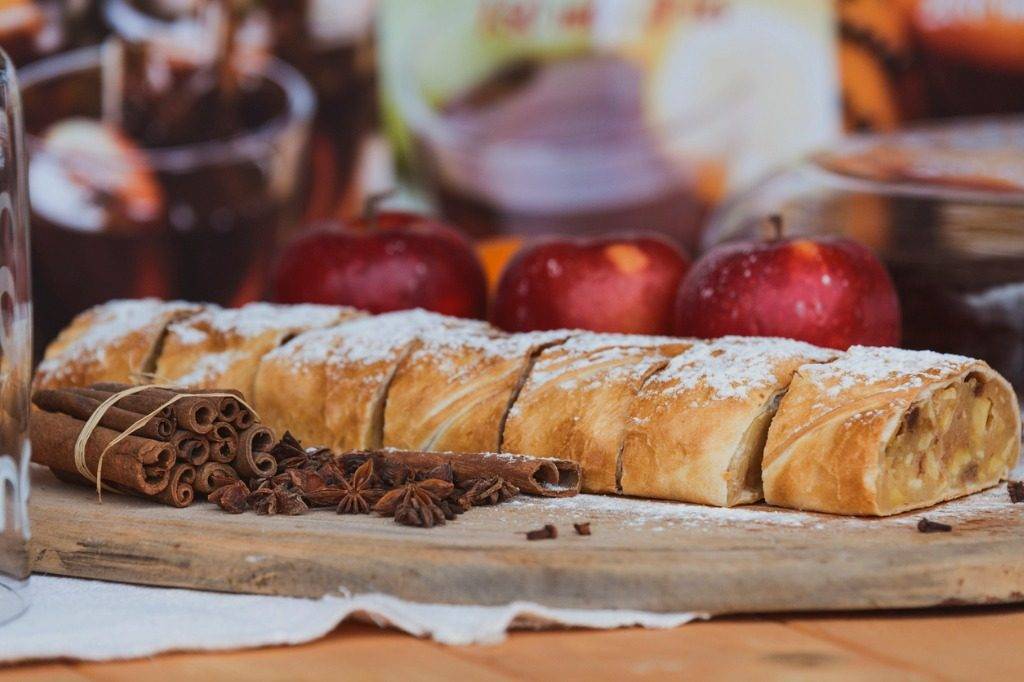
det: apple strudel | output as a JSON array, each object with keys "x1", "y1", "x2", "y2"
[
  {"x1": 253, "y1": 309, "x2": 492, "y2": 450},
  {"x1": 762, "y1": 346, "x2": 1021, "y2": 515},
  {"x1": 618, "y1": 337, "x2": 838, "y2": 506},
  {"x1": 34, "y1": 299, "x2": 200, "y2": 390},
  {"x1": 154, "y1": 302, "x2": 361, "y2": 397},
  {"x1": 502, "y1": 333, "x2": 691, "y2": 493},
  {"x1": 383, "y1": 329, "x2": 570, "y2": 453}
]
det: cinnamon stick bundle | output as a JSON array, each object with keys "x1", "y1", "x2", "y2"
[
  {"x1": 154, "y1": 463, "x2": 196, "y2": 508},
  {"x1": 195, "y1": 461, "x2": 238, "y2": 495},
  {"x1": 90, "y1": 383, "x2": 218, "y2": 434},
  {"x1": 344, "y1": 450, "x2": 581, "y2": 497},
  {"x1": 33, "y1": 388, "x2": 175, "y2": 441},
  {"x1": 31, "y1": 409, "x2": 174, "y2": 496},
  {"x1": 234, "y1": 425, "x2": 277, "y2": 479}
]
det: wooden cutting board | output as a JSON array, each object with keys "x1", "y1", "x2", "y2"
[{"x1": 27, "y1": 467, "x2": 1024, "y2": 614}]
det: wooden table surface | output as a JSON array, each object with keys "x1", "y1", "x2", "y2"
[{"x1": 3, "y1": 605, "x2": 1023, "y2": 680}]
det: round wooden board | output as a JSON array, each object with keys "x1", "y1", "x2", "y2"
[{"x1": 27, "y1": 468, "x2": 1024, "y2": 614}]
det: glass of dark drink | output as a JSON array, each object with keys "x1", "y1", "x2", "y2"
[
  {"x1": 22, "y1": 45, "x2": 314, "y2": 348},
  {"x1": 706, "y1": 118, "x2": 1024, "y2": 396},
  {"x1": 0, "y1": 48, "x2": 33, "y2": 626},
  {"x1": 395, "y1": 47, "x2": 736, "y2": 253},
  {"x1": 387, "y1": 6, "x2": 749, "y2": 250},
  {"x1": 102, "y1": 0, "x2": 377, "y2": 218}
]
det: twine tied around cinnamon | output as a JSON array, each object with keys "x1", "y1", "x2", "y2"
[{"x1": 73, "y1": 384, "x2": 261, "y2": 501}]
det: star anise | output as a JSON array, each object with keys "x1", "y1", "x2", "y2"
[
  {"x1": 248, "y1": 487, "x2": 278, "y2": 515},
  {"x1": 284, "y1": 468, "x2": 325, "y2": 495},
  {"x1": 270, "y1": 432, "x2": 306, "y2": 465},
  {"x1": 209, "y1": 479, "x2": 250, "y2": 513},
  {"x1": 458, "y1": 477, "x2": 519, "y2": 507},
  {"x1": 437, "y1": 493, "x2": 470, "y2": 520},
  {"x1": 316, "y1": 461, "x2": 347, "y2": 487},
  {"x1": 275, "y1": 489, "x2": 309, "y2": 516},
  {"x1": 336, "y1": 458, "x2": 384, "y2": 514},
  {"x1": 247, "y1": 485, "x2": 309, "y2": 516},
  {"x1": 303, "y1": 447, "x2": 335, "y2": 471},
  {"x1": 373, "y1": 478, "x2": 454, "y2": 528}
]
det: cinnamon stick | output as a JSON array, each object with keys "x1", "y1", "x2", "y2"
[
  {"x1": 233, "y1": 408, "x2": 255, "y2": 431},
  {"x1": 234, "y1": 425, "x2": 277, "y2": 479},
  {"x1": 207, "y1": 421, "x2": 238, "y2": 464},
  {"x1": 90, "y1": 384, "x2": 217, "y2": 434},
  {"x1": 31, "y1": 409, "x2": 174, "y2": 496},
  {"x1": 154, "y1": 463, "x2": 196, "y2": 508},
  {"x1": 343, "y1": 450, "x2": 581, "y2": 497},
  {"x1": 68, "y1": 387, "x2": 175, "y2": 421},
  {"x1": 33, "y1": 388, "x2": 175, "y2": 440},
  {"x1": 195, "y1": 461, "x2": 238, "y2": 495},
  {"x1": 209, "y1": 421, "x2": 237, "y2": 442},
  {"x1": 188, "y1": 388, "x2": 244, "y2": 423},
  {"x1": 169, "y1": 430, "x2": 210, "y2": 466}
]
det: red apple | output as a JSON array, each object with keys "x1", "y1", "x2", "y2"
[
  {"x1": 491, "y1": 234, "x2": 691, "y2": 334},
  {"x1": 271, "y1": 210, "x2": 488, "y2": 318},
  {"x1": 674, "y1": 228, "x2": 901, "y2": 349}
]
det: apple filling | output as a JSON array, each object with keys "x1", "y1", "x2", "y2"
[{"x1": 878, "y1": 374, "x2": 1017, "y2": 511}]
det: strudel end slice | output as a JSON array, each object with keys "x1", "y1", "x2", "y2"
[
  {"x1": 619, "y1": 337, "x2": 838, "y2": 506},
  {"x1": 35, "y1": 299, "x2": 201, "y2": 390},
  {"x1": 502, "y1": 333, "x2": 692, "y2": 494},
  {"x1": 763, "y1": 346, "x2": 1021, "y2": 516}
]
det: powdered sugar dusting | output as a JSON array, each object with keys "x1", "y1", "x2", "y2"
[
  {"x1": 524, "y1": 333, "x2": 689, "y2": 393},
  {"x1": 803, "y1": 345, "x2": 974, "y2": 398},
  {"x1": 169, "y1": 302, "x2": 354, "y2": 345},
  {"x1": 38, "y1": 298, "x2": 194, "y2": 375},
  {"x1": 555, "y1": 332, "x2": 692, "y2": 354},
  {"x1": 273, "y1": 309, "x2": 486, "y2": 370},
  {"x1": 168, "y1": 350, "x2": 246, "y2": 385},
  {"x1": 651, "y1": 336, "x2": 836, "y2": 401}
]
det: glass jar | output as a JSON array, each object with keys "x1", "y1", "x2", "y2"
[
  {"x1": 21, "y1": 45, "x2": 314, "y2": 351},
  {"x1": 0, "y1": 48, "x2": 33, "y2": 626},
  {"x1": 705, "y1": 117, "x2": 1024, "y2": 395},
  {"x1": 383, "y1": 0, "x2": 840, "y2": 253},
  {"x1": 103, "y1": 0, "x2": 378, "y2": 219}
]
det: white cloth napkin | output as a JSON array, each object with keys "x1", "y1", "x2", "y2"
[{"x1": 0, "y1": 575, "x2": 705, "y2": 663}]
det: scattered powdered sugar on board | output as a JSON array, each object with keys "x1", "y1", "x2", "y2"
[
  {"x1": 507, "y1": 493, "x2": 831, "y2": 529},
  {"x1": 508, "y1": 483, "x2": 1019, "y2": 532},
  {"x1": 651, "y1": 336, "x2": 836, "y2": 401},
  {"x1": 802, "y1": 345, "x2": 974, "y2": 398}
]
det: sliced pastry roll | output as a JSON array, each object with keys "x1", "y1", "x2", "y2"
[
  {"x1": 619, "y1": 337, "x2": 838, "y2": 506},
  {"x1": 502, "y1": 333, "x2": 692, "y2": 493},
  {"x1": 383, "y1": 329, "x2": 569, "y2": 453},
  {"x1": 763, "y1": 346, "x2": 1021, "y2": 516},
  {"x1": 253, "y1": 309, "x2": 492, "y2": 450},
  {"x1": 153, "y1": 302, "x2": 361, "y2": 397},
  {"x1": 35, "y1": 298, "x2": 201, "y2": 390}
]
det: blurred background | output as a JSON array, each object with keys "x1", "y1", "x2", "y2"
[{"x1": 10, "y1": 0, "x2": 1024, "y2": 392}]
